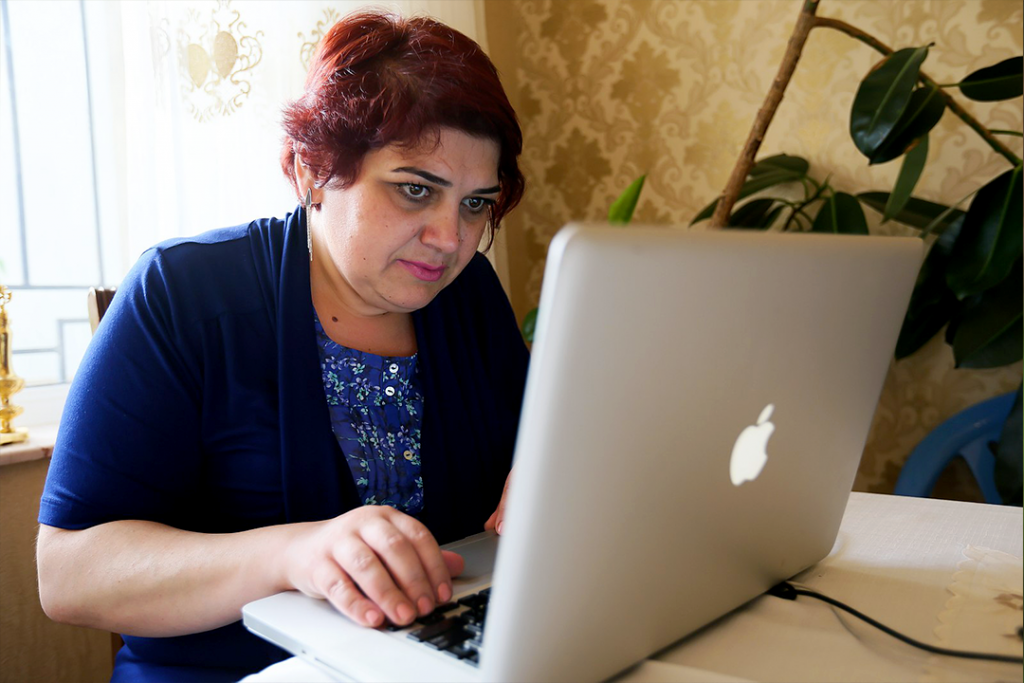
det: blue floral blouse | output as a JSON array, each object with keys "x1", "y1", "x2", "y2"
[{"x1": 314, "y1": 312, "x2": 425, "y2": 515}]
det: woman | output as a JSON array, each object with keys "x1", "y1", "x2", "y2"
[{"x1": 36, "y1": 11, "x2": 528, "y2": 682}]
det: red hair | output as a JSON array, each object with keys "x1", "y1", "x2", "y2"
[{"x1": 280, "y1": 11, "x2": 524, "y2": 238}]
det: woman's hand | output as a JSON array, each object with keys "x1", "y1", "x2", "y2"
[
  {"x1": 484, "y1": 468, "x2": 513, "y2": 535},
  {"x1": 284, "y1": 506, "x2": 464, "y2": 629}
]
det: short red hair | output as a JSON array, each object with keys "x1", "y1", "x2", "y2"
[{"x1": 280, "y1": 11, "x2": 524, "y2": 238}]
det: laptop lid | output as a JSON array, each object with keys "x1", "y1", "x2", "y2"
[
  {"x1": 479, "y1": 225, "x2": 922, "y2": 682},
  {"x1": 243, "y1": 224, "x2": 922, "y2": 683}
]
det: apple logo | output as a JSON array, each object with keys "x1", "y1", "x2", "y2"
[{"x1": 730, "y1": 404, "x2": 776, "y2": 486}]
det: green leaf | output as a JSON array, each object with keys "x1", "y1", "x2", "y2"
[
  {"x1": 521, "y1": 307, "x2": 538, "y2": 344},
  {"x1": 760, "y1": 205, "x2": 785, "y2": 230},
  {"x1": 749, "y1": 154, "x2": 810, "y2": 177},
  {"x1": 727, "y1": 199, "x2": 777, "y2": 229},
  {"x1": 945, "y1": 294, "x2": 975, "y2": 345},
  {"x1": 857, "y1": 192, "x2": 965, "y2": 232},
  {"x1": 690, "y1": 168, "x2": 805, "y2": 225},
  {"x1": 869, "y1": 85, "x2": 945, "y2": 165},
  {"x1": 894, "y1": 216, "x2": 963, "y2": 359},
  {"x1": 811, "y1": 192, "x2": 869, "y2": 235},
  {"x1": 958, "y1": 56, "x2": 1023, "y2": 102},
  {"x1": 918, "y1": 191, "x2": 978, "y2": 239},
  {"x1": 951, "y1": 257, "x2": 1023, "y2": 368},
  {"x1": 739, "y1": 168, "x2": 806, "y2": 195},
  {"x1": 691, "y1": 198, "x2": 719, "y2": 225},
  {"x1": 993, "y1": 386, "x2": 1022, "y2": 506},
  {"x1": 608, "y1": 174, "x2": 646, "y2": 225},
  {"x1": 850, "y1": 45, "x2": 931, "y2": 160},
  {"x1": 884, "y1": 135, "x2": 929, "y2": 223},
  {"x1": 897, "y1": 286, "x2": 958, "y2": 360},
  {"x1": 946, "y1": 166, "x2": 1024, "y2": 298}
]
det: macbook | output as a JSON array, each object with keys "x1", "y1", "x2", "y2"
[{"x1": 243, "y1": 224, "x2": 923, "y2": 682}]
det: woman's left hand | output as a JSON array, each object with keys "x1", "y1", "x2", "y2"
[{"x1": 484, "y1": 468, "x2": 513, "y2": 535}]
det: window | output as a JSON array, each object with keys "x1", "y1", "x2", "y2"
[
  {"x1": 2, "y1": 0, "x2": 105, "y2": 388},
  {"x1": 1, "y1": 0, "x2": 493, "y2": 427}
]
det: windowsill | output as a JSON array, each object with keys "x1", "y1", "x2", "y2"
[
  {"x1": 0, "y1": 383, "x2": 67, "y2": 467},
  {"x1": 0, "y1": 423, "x2": 58, "y2": 467}
]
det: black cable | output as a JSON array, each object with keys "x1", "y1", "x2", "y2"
[{"x1": 767, "y1": 582, "x2": 1023, "y2": 665}]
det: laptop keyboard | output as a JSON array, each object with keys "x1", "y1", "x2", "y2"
[{"x1": 383, "y1": 587, "x2": 490, "y2": 667}]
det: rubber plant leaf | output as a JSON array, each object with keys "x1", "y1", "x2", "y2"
[
  {"x1": 759, "y1": 205, "x2": 785, "y2": 230},
  {"x1": 748, "y1": 154, "x2": 810, "y2": 177},
  {"x1": 894, "y1": 215, "x2": 963, "y2": 359},
  {"x1": 858, "y1": 192, "x2": 965, "y2": 233},
  {"x1": 811, "y1": 192, "x2": 869, "y2": 235},
  {"x1": 726, "y1": 199, "x2": 777, "y2": 229},
  {"x1": 993, "y1": 385, "x2": 1023, "y2": 506},
  {"x1": 521, "y1": 307, "x2": 538, "y2": 344},
  {"x1": 608, "y1": 174, "x2": 646, "y2": 225},
  {"x1": 869, "y1": 85, "x2": 945, "y2": 165},
  {"x1": 883, "y1": 135, "x2": 930, "y2": 223},
  {"x1": 850, "y1": 45, "x2": 931, "y2": 160},
  {"x1": 950, "y1": 257, "x2": 1023, "y2": 368},
  {"x1": 691, "y1": 168, "x2": 805, "y2": 225},
  {"x1": 958, "y1": 57, "x2": 1024, "y2": 102},
  {"x1": 944, "y1": 293, "x2": 976, "y2": 345},
  {"x1": 946, "y1": 165, "x2": 1023, "y2": 298}
]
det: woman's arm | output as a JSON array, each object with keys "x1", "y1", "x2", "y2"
[
  {"x1": 37, "y1": 520, "x2": 295, "y2": 637},
  {"x1": 37, "y1": 506, "x2": 463, "y2": 638}
]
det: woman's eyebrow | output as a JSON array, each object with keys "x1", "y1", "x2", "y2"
[
  {"x1": 392, "y1": 166, "x2": 452, "y2": 187},
  {"x1": 391, "y1": 166, "x2": 500, "y2": 194}
]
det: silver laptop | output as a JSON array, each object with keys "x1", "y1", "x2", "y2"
[{"x1": 243, "y1": 224, "x2": 923, "y2": 683}]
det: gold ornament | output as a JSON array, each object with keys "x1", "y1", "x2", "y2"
[{"x1": 0, "y1": 285, "x2": 28, "y2": 445}]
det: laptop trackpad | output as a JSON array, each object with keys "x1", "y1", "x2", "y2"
[{"x1": 442, "y1": 531, "x2": 498, "y2": 594}]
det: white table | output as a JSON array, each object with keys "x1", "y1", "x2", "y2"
[
  {"x1": 245, "y1": 493, "x2": 1023, "y2": 682},
  {"x1": 654, "y1": 492, "x2": 1022, "y2": 682}
]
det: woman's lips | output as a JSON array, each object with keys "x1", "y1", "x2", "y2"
[{"x1": 399, "y1": 260, "x2": 447, "y2": 282}]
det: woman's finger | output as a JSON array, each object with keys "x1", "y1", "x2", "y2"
[
  {"x1": 485, "y1": 468, "x2": 514, "y2": 534},
  {"x1": 361, "y1": 517, "x2": 439, "y2": 617},
  {"x1": 333, "y1": 537, "x2": 417, "y2": 626},
  {"x1": 309, "y1": 561, "x2": 384, "y2": 628},
  {"x1": 441, "y1": 550, "x2": 465, "y2": 579},
  {"x1": 390, "y1": 513, "x2": 457, "y2": 606},
  {"x1": 484, "y1": 508, "x2": 498, "y2": 531}
]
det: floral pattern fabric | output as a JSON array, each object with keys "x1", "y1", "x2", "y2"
[{"x1": 315, "y1": 312, "x2": 424, "y2": 515}]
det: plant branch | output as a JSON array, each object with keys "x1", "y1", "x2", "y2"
[
  {"x1": 709, "y1": 0, "x2": 821, "y2": 228},
  {"x1": 813, "y1": 16, "x2": 1022, "y2": 167},
  {"x1": 710, "y1": 8, "x2": 1022, "y2": 231}
]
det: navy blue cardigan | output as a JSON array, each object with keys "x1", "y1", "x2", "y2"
[{"x1": 40, "y1": 208, "x2": 529, "y2": 681}]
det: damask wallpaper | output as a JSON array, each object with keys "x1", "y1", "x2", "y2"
[{"x1": 485, "y1": 0, "x2": 1023, "y2": 498}]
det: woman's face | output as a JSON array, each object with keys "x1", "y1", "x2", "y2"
[{"x1": 307, "y1": 128, "x2": 501, "y2": 317}]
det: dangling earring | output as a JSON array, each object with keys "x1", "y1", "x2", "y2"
[{"x1": 305, "y1": 188, "x2": 313, "y2": 263}]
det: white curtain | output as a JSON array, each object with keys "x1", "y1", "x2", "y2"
[{"x1": 90, "y1": 0, "x2": 506, "y2": 288}]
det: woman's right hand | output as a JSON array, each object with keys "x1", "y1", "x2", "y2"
[{"x1": 283, "y1": 506, "x2": 464, "y2": 628}]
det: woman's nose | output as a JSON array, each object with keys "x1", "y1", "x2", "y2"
[{"x1": 420, "y1": 205, "x2": 462, "y2": 253}]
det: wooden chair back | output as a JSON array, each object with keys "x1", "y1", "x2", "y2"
[{"x1": 87, "y1": 288, "x2": 116, "y2": 334}]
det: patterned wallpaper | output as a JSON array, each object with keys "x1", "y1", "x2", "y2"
[{"x1": 485, "y1": 0, "x2": 1023, "y2": 498}]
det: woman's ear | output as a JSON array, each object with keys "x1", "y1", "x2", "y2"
[{"x1": 293, "y1": 155, "x2": 325, "y2": 205}]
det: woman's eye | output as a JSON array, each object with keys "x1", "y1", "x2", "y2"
[
  {"x1": 462, "y1": 197, "x2": 493, "y2": 214},
  {"x1": 399, "y1": 184, "x2": 430, "y2": 200}
]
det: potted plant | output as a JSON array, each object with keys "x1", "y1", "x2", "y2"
[
  {"x1": 522, "y1": 0, "x2": 1022, "y2": 504},
  {"x1": 694, "y1": 0, "x2": 1021, "y2": 504}
]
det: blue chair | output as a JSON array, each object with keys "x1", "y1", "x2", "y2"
[{"x1": 894, "y1": 391, "x2": 1016, "y2": 504}]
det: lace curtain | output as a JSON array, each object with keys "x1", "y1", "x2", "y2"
[{"x1": 104, "y1": 0, "x2": 499, "y2": 281}]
